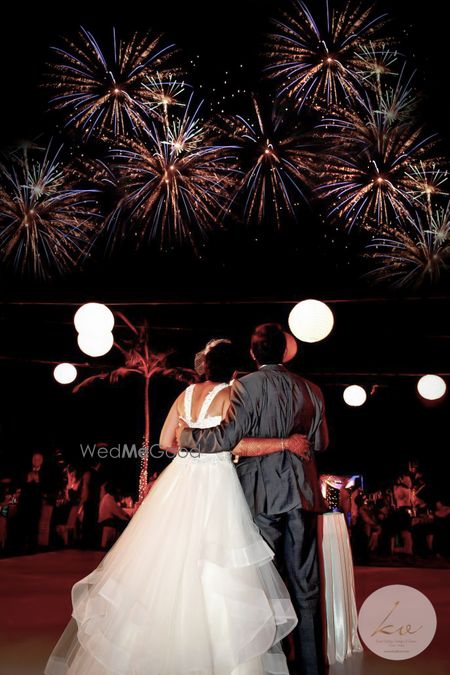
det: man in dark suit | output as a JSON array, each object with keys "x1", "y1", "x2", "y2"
[{"x1": 180, "y1": 323, "x2": 329, "y2": 675}]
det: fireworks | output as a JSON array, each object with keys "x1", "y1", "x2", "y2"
[
  {"x1": 226, "y1": 97, "x2": 315, "y2": 226},
  {"x1": 317, "y1": 91, "x2": 437, "y2": 231},
  {"x1": 266, "y1": 0, "x2": 388, "y2": 110},
  {"x1": 144, "y1": 74, "x2": 187, "y2": 125},
  {"x1": 355, "y1": 42, "x2": 399, "y2": 91},
  {"x1": 405, "y1": 161, "x2": 448, "y2": 211},
  {"x1": 46, "y1": 28, "x2": 179, "y2": 140},
  {"x1": 367, "y1": 206, "x2": 450, "y2": 288},
  {"x1": 0, "y1": 143, "x2": 100, "y2": 278},
  {"x1": 373, "y1": 66, "x2": 418, "y2": 125},
  {"x1": 106, "y1": 98, "x2": 238, "y2": 248},
  {"x1": 1, "y1": 2, "x2": 447, "y2": 290}
]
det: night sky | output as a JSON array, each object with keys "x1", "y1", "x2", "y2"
[{"x1": 0, "y1": 1, "x2": 449, "y2": 498}]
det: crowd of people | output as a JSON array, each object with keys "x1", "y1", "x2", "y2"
[
  {"x1": 0, "y1": 450, "x2": 159, "y2": 555},
  {"x1": 1, "y1": 452, "x2": 449, "y2": 564},
  {"x1": 340, "y1": 461, "x2": 450, "y2": 564}
]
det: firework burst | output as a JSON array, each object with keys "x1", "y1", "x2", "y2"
[
  {"x1": 144, "y1": 74, "x2": 187, "y2": 125},
  {"x1": 226, "y1": 97, "x2": 315, "y2": 226},
  {"x1": 0, "y1": 143, "x2": 100, "y2": 278},
  {"x1": 106, "y1": 98, "x2": 238, "y2": 248},
  {"x1": 46, "y1": 27, "x2": 180, "y2": 140},
  {"x1": 355, "y1": 42, "x2": 399, "y2": 92},
  {"x1": 373, "y1": 66, "x2": 418, "y2": 125},
  {"x1": 404, "y1": 161, "x2": 448, "y2": 212},
  {"x1": 367, "y1": 206, "x2": 450, "y2": 288},
  {"x1": 266, "y1": 0, "x2": 388, "y2": 110},
  {"x1": 317, "y1": 91, "x2": 438, "y2": 231}
]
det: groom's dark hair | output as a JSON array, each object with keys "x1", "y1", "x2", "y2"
[{"x1": 251, "y1": 323, "x2": 286, "y2": 365}]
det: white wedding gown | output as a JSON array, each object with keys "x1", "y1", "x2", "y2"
[{"x1": 45, "y1": 383, "x2": 297, "y2": 675}]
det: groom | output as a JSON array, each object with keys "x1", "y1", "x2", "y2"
[{"x1": 179, "y1": 323, "x2": 329, "y2": 675}]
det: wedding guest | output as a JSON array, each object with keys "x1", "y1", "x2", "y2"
[
  {"x1": 98, "y1": 483, "x2": 130, "y2": 550},
  {"x1": 98, "y1": 483, "x2": 130, "y2": 531},
  {"x1": 411, "y1": 474, "x2": 434, "y2": 556},
  {"x1": 433, "y1": 499, "x2": 450, "y2": 558},
  {"x1": 54, "y1": 464, "x2": 82, "y2": 532},
  {"x1": 79, "y1": 460, "x2": 103, "y2": 549},
  {"x1": 64, "y1": 464, "x2": 81, "y2": 504},
  {"x1": 26, "y1": 452, "x2": 45, "y2": 485},
  {"x1": 351, "y1": 493, "x2": 381, "y2": 563},
  {"x1": 16, "y1": 452, "x2": 47, "y2": 553},
  {"x1": 373, "y1": 495, "x2": 392, "y2": 555},
  {"x1": 391, "y1": 472, "x2": 414, "y2": 556},
  {"x1": 408, "y1": 458, "x2": 420, "y2": 484}
]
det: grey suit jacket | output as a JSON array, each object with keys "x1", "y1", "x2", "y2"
[{"x1": 180, "y1": 365, "x2": 329, "y2": 516}]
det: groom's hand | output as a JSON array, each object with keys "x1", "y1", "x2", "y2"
[{"x1": 286, "y1": 434, "x2": 311, "y2": 461}]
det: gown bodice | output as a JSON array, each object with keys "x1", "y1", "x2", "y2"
[{"x1": 179, "y1": 382, "x2": 231, "y2": 463}]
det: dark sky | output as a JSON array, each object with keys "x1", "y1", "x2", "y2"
[
  {"x1": 0, "y1": 2, "x2": 449, "y2": 498},
  {"x1": 1, "y1": 0, "x2": 449, "y2": 299},
  {"x1": 1, "y1": 0, "x2": 450, "y2": 142}
]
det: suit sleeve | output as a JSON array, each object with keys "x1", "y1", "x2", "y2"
[
  {"x1": 179, "y1": 379, "x2": 254, "y2": 453},
  {"x1": 313, "y1": 388, "x2": 329, "y2": 453}
]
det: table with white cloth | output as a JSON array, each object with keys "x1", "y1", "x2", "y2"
[{"x1": 318, "y1": 511, "x2": 363, "y2": 665}]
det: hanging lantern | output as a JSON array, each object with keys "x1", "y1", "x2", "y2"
[
  {"x1": 288, "y1": 299, "x2": 334, "y2": 343},
  {"x1": 283, "y1": 332, "x2": 298, "y2": 363},
  {"x1": 417, "y1": 375, "x2": 446, "y2": 401},
  {"x1": 343, "y1": 385, "x2": 367, "y2": 407},
  {"x1": 74, "y1": 303, "x2": 114, "y2": 334},
  {"x1": 53, "y1": 363, "x2": 77, "y2": 384},
  {"x1": 77, "y1": 331, "x2": 114, "y2": 357}
]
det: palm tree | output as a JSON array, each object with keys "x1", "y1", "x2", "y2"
[{"x1": 73, "y1": 313, "x2": 197, "y2": 498}]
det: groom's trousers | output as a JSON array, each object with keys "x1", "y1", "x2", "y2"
[{"x1": 255, "y1": 507, "x2": 324, "y2": 675}]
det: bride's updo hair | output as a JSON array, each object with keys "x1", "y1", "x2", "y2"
[{"x1": 204, "y1": 341, "x2": 237, "y2": 383}]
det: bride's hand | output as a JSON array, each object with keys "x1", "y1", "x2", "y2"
[{"x1": 286, "y1": 434, "x2": 311, "y2": 461}]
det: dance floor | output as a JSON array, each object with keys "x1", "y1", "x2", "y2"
[{"x1": 0, "y1": 550, "x2": 449, "y2": 675}]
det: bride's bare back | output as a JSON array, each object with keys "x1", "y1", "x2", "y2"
[{"x1": 160, "y1": 382, "x2": 231, "y2": 450}]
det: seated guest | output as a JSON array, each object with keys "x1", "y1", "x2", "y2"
[
  {"x1": 98, "y1": 483, "x2": 130, "y2": 531},
  {"x1": 351, "y1": 493, "x2": 381, "y2": 563}
]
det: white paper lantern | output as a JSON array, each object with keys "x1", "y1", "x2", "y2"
[
  {"x1": 77, "y1": 331, "x2": 114, "y2": 357},
  {"x1": 343, "y1": 385, "x2": 367, "y2": 407},
  {"x1": 283, "y1": 332, "x2": 298, "y2": 363},
  {"x1": 288, "y1": 299, "x2": 334, "y2": 343},
  {"x1": 417, "y1": 375, "x2": 446, "y2": 401},
  {"x1": 54, "y1": 363, "x2": 77, "y2": 384},
  {"x1": 74, "y1": 303, "x2": 114, "y2": 334}
]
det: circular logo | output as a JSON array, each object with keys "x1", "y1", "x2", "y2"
[{"x1": 358, "y1": 584, "x2": 437, "y2": 660}]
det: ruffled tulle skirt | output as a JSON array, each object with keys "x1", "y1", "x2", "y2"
[{"x1": 45, "y1": 452, "x2": 297, "y2": 674}]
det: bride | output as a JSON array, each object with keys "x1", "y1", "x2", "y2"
[{"x1": 45, "y1": 339, "x2": 310, "y2": 675}]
